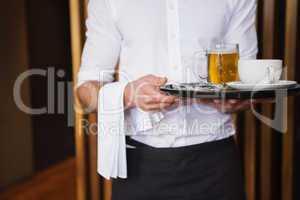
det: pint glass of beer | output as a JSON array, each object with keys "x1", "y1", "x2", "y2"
[{"x1": 207, "y1": 44, "x2": 239, "y2": 85}]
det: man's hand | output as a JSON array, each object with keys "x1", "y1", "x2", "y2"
[
  {"x1": 197, "y1": 99, "x2": 252, "y2": 114},
  {"x1": 124, "y1": 75, "x2": 178, "y2": 112},
  {"x1": 210, "y1": 98, "x2": 276, "y2": 113},
  {"x1": 212, "y1": 99, "x2": 252, "y2": 113},
  {"x1": 77, "y1": 81, "x2": 101, "y2": 113}
]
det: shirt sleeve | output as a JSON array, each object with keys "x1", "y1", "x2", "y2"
[
  {"x1": 77, "y1": 0, "x2": 122, "y2": 86},
  {"x1": 77, "y1": 0, "x2": 128, "y2": 179},
  {"x1": 224, "y1": 0, "x2": 258, "y2": 59}
]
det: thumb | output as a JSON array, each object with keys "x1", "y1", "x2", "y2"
[{"x1": 153, "y1": 76, "x2": 167, "y2": 86}]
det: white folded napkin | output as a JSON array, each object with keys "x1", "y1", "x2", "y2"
[
  {"x1": 98, "y1": 81, "x2": 128, "y2": 179},
  {"x1": 97, "y1": 81, "x2": 165, "y2": 179}
]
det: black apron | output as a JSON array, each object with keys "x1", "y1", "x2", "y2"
[{"x1": 111, "y1": 136, "x2": 246, "y2": 200}]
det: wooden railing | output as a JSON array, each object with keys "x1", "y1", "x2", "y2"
[{"x1": 69, "y1": 0, "x2": 299, "y2": 200}]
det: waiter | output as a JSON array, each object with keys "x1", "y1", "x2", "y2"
[{"x1": 77, "y1": 0, "x2": 258, "y2": 199}]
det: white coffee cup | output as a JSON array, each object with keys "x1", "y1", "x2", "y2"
[{"x1": 238, "y1": 59, "x2": 283, "y2": 84}]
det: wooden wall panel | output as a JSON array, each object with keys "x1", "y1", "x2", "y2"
[
  {"x1": 282, "y1": 0, "x2": 298, "y2": 199},
  {"x1": 243, "y1": 112, "x2": 257, "y2": 200},
  {"x1": 26, "y1": 0, "x2": 75, "y2": 171},
  {"x1": 0, "y1": 0, "x2": 33, "y2": 188},
  {"x1": 260, "y1": 1, "x2": 276, "y2": 200}
]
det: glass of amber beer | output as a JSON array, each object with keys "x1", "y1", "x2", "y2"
[{"x1": 207, "y1": 43, "x2": 239, "y2": 85}]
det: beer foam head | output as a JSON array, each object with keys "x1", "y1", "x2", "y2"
[
  {"x1": 209, "y1": 50, "x2": 238, "y2": 54},
  {"x1": 208, "y1": 43, "x2": 239, "y2": 54}
]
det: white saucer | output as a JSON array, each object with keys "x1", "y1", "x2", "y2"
[{"x1": 226, "y1": 80, "x2": 297, "y2": 90}]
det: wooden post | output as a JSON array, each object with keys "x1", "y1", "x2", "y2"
[
  {"x1": 88, "y1": 113, "x2": 101, "y2": 200},
  {"x1": 69, "y1": 0, "x2": 87, "y2": 200},
  {"x1": 243, "y1": 111, "x2": 257, "y2": 200},
  {"x1": 282, "y1": 0, "x2": 298, "y2": 199},
  {"x1": 260, "y1": 0, "x2": 276, "y2": 200}
]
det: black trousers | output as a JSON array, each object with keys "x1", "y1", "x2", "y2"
[{"x1": 112, "y1": 136, "x2": 246, "y2": 200}]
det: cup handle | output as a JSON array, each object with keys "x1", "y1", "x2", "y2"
[{"x1": 267, "y1": 66, "x2": 276, "y2": 83}]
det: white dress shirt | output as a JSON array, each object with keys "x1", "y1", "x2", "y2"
[{"x1": 78, "y1": 0, "x2": 258, "y2": 179}]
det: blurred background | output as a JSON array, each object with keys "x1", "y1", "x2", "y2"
[{"x1": 0, "y1": 0, "x2": 299, "y2": 200}]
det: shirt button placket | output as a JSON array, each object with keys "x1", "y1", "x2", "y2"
[
  {"x1": 167, "y1": 0, "x2": 182, "y2": 78},
  {"x1": 169, "y1": 0, "x2": 175, "y2": 11}
]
